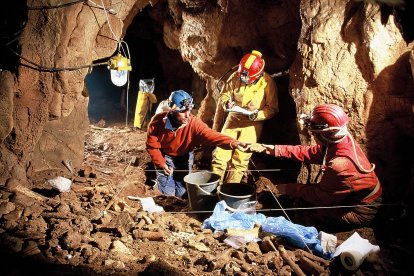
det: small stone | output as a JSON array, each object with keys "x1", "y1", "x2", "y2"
[
  {"x1": 0, "y1": 202, "x2": 15, "y2": 216},
  {"x1": 144, "y1": 254, "x2": 156, "y2": 263},
  {"x1": 246, "y1": 242, "x2": 262, "y2": 255}
]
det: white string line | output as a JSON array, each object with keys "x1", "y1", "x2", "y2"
[
  {"x1": 265, "y1": 184, "x2": 312, "y2": 253},
  {"x1": 140, "y1": 168, "x2": 295, "y2": 172},
  {"x1": 164, "y1": 203, "x2": 395, "y2": 214}
]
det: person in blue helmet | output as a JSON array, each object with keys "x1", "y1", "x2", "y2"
[{"x1": 146, "y1": 90, "x2": 250, "y2": 197}]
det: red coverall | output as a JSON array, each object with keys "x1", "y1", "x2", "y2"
[
  {"x1": 146, "y1": 112, "x2": 237, "y2": 196},
  {"x1": 146, "y1": 112, "x2": 236, "y2": 168},
  {"x1": 274, "y1": 135, "x2": 382, "y2": 229}
]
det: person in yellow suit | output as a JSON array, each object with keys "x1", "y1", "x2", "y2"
[
  {"x1": 211, "y1": 50, "x2": 278, "y2": 183},
  {"x1": 134, "y1": 79, "x2": 157, "y2": 129}
]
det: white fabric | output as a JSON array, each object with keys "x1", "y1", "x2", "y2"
[{"x1": 155, "y1": 100, "x2": 170, "y2": 114}]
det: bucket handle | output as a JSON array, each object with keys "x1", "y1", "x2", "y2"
[{"x1": 196, "y1": 184, "x2": 216, "y2": 196}]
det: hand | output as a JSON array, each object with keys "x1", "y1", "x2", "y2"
[
  {"x1": 161, "y1": 164, "x2": 173, "y2": 175},
  {"x1": 247, "y1": 143, "x2": 263, "y2": 153},
  {"x1": 272, "y1": 184, "x2": 287, "y2": 197},
  {"x1": 262, "y1": 144, "x2": 275, "y2": 155},
  {"x1": 245, "y1": 101, "x2": 256, "y2": 111},
  {"x1": 231, "y1": 141, "x2": 251, "y2": 152},
  {"x1": 226, "y1": 100, "x2": 235, "y2": 109}
]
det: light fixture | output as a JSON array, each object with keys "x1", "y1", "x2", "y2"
[{"x1": 108, "y1": 53, "x2": 132, "y2": 86}]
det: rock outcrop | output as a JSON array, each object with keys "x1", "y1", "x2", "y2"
[{"x1": 0, "y1": 0, "x2": 412, "y2": 200}]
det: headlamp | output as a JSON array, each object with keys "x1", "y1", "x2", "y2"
[
  {"x1": 308, "y1": 122, "x2": 329, "y2": 130},
  {"x1": 299, "y1": 114, "x2": 328, "y2": 131},
  {"x1": 171, "y1": 98, "x2": 194, "y2": 112},
  {"x1": 240, "y1": 71, "x2": 249, "y2": 84}
]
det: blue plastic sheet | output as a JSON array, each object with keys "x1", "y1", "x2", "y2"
[
  {"x1": 202, "y1": 201, "x2": 266, "y2": 231},
  {"x1": 203, "y1": 201, "x2": 331, "y2": 258},
  {"x1": 262, "y1": 216, "x2": 327, "y2": 257}
]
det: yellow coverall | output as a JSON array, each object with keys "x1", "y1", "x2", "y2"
[
  {"x1": 134, "y1": 91, "x2": 157, "y2": 128},
  {"x1": 211, "y1": 72, "x2": 278, "y2": 183}
]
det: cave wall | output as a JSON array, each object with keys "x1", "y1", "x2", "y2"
[
  {"x1": 0, "y1": 0, "x2": 148, "y2": 182},
  {"x1": 0, "y1": 0, "x2": 413, "y2": 201},
  {"x1": 289, "y1": 0, "x2": 414, "y2": 200}
]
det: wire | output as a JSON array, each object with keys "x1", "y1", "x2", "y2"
[
  {"x1": 86, "y1": 0, "x2": 116, "y2": 14},
  {"x1": 26, "y1": 0, "x2": 117, "y2": 15},
  {"x1": 27, "y1": 0, "x2": 87, "y2": 10},
  {"x1": 137, "y1": 168, "x2": 295, "y2": 172},
  {"x1": 99, "y1": 0, "x2": 119, "y2": 42},
  {"x1": 6, "y1": 45, "x2": 108, "y2": 72},
  {"x1": 348, "y1": 134, "x2": 376, "y2": 173},
  {"x1": 7, "y1": 0, "x2": 123, "y2": 72},
  {"x1": 266, "y1": 184, "x2": 312, "y2": 253},
  {"x1": 216, "y1": 65, "x2": 238, "y2": 92},
  {"x1": 269, "y1": 70, "x2": 289, "y2": 78},
  {"x1": 165, "y1": 203, "x2": 398, "y2": 214}
]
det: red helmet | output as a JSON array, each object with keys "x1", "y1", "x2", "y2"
[
  {"x1": 305, "y1": 104, "x2": 349, "y2": 144},
  {"x1": 237, "y1": 50, "x2": 265, "y2": 84},
  {"x1": 309, "y1": 104, "x2": 349, "y2": 130}
]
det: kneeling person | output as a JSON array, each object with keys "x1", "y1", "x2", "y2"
[
  {"x1": 253, "y1": 104, "x2": 382, "y2": 231},
  {"x1": 146, "y1": 90, "x2": 249, "y2": 197}
]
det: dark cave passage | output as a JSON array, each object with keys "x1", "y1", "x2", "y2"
[
  {"x1": 86, "y1": 5, "x2": 205, "y2": 126},
  {"x1": 85, "y1": 3, "x2": 302, "y2": 183}
]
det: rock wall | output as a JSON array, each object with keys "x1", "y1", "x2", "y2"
[
  {"x1": 0, "y1": 0, "x2": 147, "y2": 182},
  {"x1": 0, "y1": 0, "x2": 413, "y2": 200},
  {"x1": 289, "y1": 0, "x2": 414, "y2": 200}
]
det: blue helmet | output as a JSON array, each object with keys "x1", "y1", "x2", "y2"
[{"x1": 168, "y1": 90, "x2": 194, "y2": 112}]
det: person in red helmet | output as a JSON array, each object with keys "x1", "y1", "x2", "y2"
[
  {"x1": 251, "y1": 104, "x2": 382, "y2": 230},
  {"x1": 211, "y1": 50, "x2": 278, "y2": 184},
  {"x1": 146, "y1": 90, "x2": 250, "y2": 197}
]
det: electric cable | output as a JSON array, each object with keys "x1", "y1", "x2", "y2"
[
  {"x1": 99, "y1": 0, "x2": 119, "y2": 42},
  {"x1": 27, "y1": 0, "x2": 117, "y2": 15},
  {"x1": 6, "y1": 45, "x2": 108, "y2": 72},
  {"x1": 86, "y1": 0, "x2": 116, "y2": 14},
  {"x1": 216, "y1": 64, "x2": 238, "y2": 92},
  {"x1": 27, "y1": 0, "x2": 87, "y2": 10},
  {"x1": 4, "y1": 0, "x2": 123, "y2": 73},
  {"x1": 269, "y1": 70, "x2": 289, "y2": 78}
]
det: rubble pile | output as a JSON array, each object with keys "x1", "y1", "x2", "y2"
[{"x1": 0, "y1": 126, "x2": 394, "y2": 275}]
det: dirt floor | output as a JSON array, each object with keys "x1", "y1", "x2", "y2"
[{"x1": 0, "y1": 123, "x2": 412, "y2": 275}]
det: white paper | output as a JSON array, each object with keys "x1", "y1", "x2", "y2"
[
  {"x1": 224, "y1": 234, "x2": 261, "y2": 249},
  {"x1": 319, "y1": 231, "x2": 337, "y2": 254},
  {"x1": 134, "y1": 197, "x2": 164, "y2": 213},
  {"x1": 225, "y1": 105, "x2": 255, "y2": 116},
  {"x1": 47, "y1": 176, "x2": 72, "y2": 193},
  {"x1": 333, "y1": 232, "x2": 380, "y2": 257}
]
